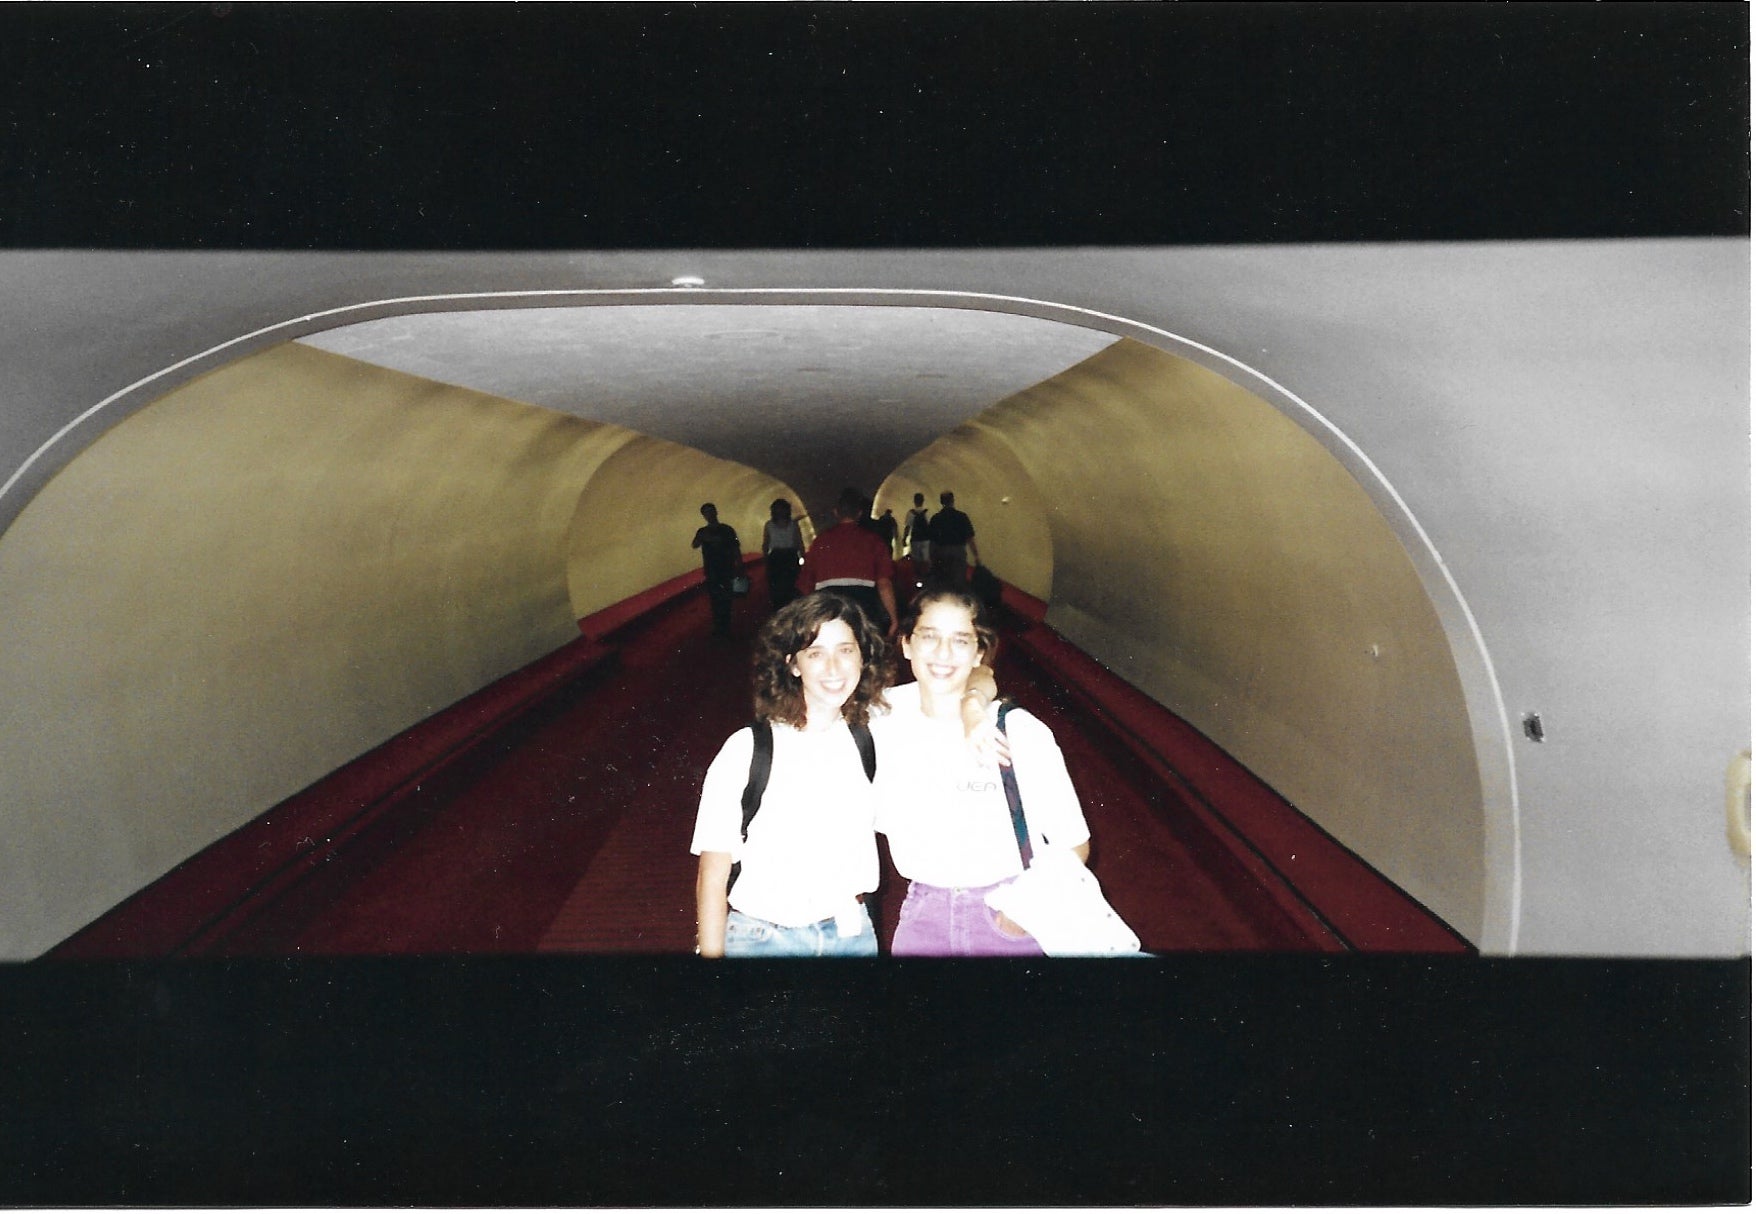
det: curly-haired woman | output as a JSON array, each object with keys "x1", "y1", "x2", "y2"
[{"x1": 690, "y1": 591, "x2": 895, "y2": 957}]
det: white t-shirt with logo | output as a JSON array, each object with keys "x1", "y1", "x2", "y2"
[
  {"x1": 872, "y1": 684, "x2": 1090, "y2": 888},
  {"x1": 691, "y1": 722, "x2": 878, "y2": 927}
]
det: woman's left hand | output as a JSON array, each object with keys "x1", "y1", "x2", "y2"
[{"x1": 959, "y1": 665, "x2": 1008, "y2": 765}]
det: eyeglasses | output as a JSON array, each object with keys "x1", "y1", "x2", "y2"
[{"x1": 910, "y1": 627, "x2": 978, "y2": 655}]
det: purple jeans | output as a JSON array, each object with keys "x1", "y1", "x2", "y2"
[{"x1": 890, "y1": 880, "x2": 1044, "y2": 957}]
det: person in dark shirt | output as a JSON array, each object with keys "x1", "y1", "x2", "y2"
[
  {"x1": 927, "y1": 491, "x2": 979, "y2": 584},
  {"x1": 904, "y1": 492, "x2": 932, "y2": 585},
  {"x1": 692, "y1": 502, "x2": 743, "y2": 636},
  {"x1": 874, "y1": 508, "x2": 900, "y2": 557},
  {"x1": 855, "y1": 492, "x2": 885, "y2": 540}
]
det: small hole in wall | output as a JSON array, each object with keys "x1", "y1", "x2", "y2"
[{"x1": 1523, "y1": 713, "x2": 1545, "y2": 743}]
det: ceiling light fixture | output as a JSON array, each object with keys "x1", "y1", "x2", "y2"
[{"x1": 670, "y1": 275, "x2": 706, "y2": 288}]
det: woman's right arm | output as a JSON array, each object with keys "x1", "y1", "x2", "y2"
[
  {"x1": 695, "y1": 851, "x2": 733, "y2": 957},
  {"x1": 691, "y1": 730, "x2": 752, "y2": 958}
]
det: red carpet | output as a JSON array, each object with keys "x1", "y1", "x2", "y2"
[
  {"x1": 238, "y1": 582, "x2": 762, "y2": 956},
  {"x1": 56, "y1": 564, "x2": 1470, "y2": 957}
]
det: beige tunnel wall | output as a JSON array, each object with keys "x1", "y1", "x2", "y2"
[
  {"x1": 0, "y1": 341, "x2": 791, "y2": 959},
  {"x1": 885, "y1": 338, "x2": 1486, "y2": 942},
  {"x1": 567, "y1": 439, "x2": 805, "y2": 620},
  {"x1": 880, "y1": 426, "x2": 1057, "y2": 602}
]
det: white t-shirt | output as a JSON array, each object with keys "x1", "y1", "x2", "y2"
[
  {"x1": 872, "y1": 684, "x2": 1091, "y2": 888},
  {"x1": 763, "y1": 519, "x2": 803, "y2": 552},
  {"x1": 690, "y1": 722, "x2": 878, "y2": 926}
]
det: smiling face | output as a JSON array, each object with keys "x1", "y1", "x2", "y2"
[
  {"x1": 902, "y1": 599, "x2": 984, "y2": 701},
  {"x1": 789, "y1": 617, "x2": 863, "y2": 727}
]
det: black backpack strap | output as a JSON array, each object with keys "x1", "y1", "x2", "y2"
[
  {"x1": 850, "y1": 719, "x2": 877, "y2": 782},
  {"x1": 726, "y1": 717, "x2": 873, "y2": 894},
  {"x1": 740, "y1": 718, "x2": 774, "y2": 840},
  {"x1": 994, "y1": 700, "x2": 1034, "y2": 868},
  {"x1": 727, "y1": 719, "x2": 774, "y2": 893}
]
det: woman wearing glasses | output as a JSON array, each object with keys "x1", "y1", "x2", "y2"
[{"x1": 873, "y1": 583, "x2": 1092, "y2": 956}]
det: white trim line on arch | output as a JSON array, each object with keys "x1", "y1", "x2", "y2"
[{"x1": 0, "y1": 283, "x2": 1521, "y2": 953}]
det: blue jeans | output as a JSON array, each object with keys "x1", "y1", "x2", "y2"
[{"x1": 723, "y1": 905, "x2": 878, "y2": 958}]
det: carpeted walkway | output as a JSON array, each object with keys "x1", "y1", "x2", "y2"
[
  {"x1": 269, "y1": 568, "x2": 1341, "y2": 956},
  {"x1": 275, "y1": 587, "x2": 759, "y2": 955}
]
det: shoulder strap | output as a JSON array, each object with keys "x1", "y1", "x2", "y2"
[
  {"x1": 740, "y1": 718, "x2": 774, "y2": 840},
  {"x1": 727, "y1": 719, "x2": 774, "y2": 893},
  {"x1": 727, "y1": 717, "x2": 874, "y2": 893},
  {"x1": 850, "y1": 719, "x2": 877, "y2": 782},
  {"x1": 995, "y1": 701, "x2": 1034, "y2": 868},
  {"x1": 740, "y1": 716, "x2": 871, "y2": 837}
]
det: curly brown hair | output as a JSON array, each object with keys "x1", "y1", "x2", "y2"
[{"x1": 751, "y1": 591, "x2": 894, "y2": 729}]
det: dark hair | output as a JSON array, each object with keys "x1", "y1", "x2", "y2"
[
  {"x1": 939, "y1": 491, "x2": 954, "y2": 506},
  {"x1": 769, "y1": 498, "x2": 791, "y2": 519},
  {"x1": 835, "y1": 486, "x2": 868, "y2": 519},
  {"x1": 913, "y1": 492, "x2": 924, "y2": 506},
  {"x1": 752, "y1": 592, "x2": 893, "y2": 729},
  {"x1": 899, "y1": 581, "x2": 998, "y2": 663}
]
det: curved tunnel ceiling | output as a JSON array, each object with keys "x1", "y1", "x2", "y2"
[{"x1": 297, "y1": 304, "x2": 1119, "y2": 517}]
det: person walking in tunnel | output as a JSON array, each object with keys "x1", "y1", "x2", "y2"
[
  {"x1": 798, "y1": 486, "x2": 899, "y2": 638},
  {"x1": 873, "y1": 583, "x2": 1092, "y2": 956},
  {"x1": 691, "y1": 502, "x2": 743, "y2": 637},
  {"x1": 903, "y1": 491, "x2": 932, "y2": 585},
  {"x1": 927, "y1": 490, "x2": 979, "y2": 584},
  {"x1": 853, "y1": 491, "x2": 883, "y2": 539},
  {"x1": 874, "y1": 507, "x2": 900, "y2": 557},
  {"x1": 761, "y1": 498, "x2": 804, "y2": 610},
  {"x1": 691, "y1": 592, "x2": 894, "y2": 957}
]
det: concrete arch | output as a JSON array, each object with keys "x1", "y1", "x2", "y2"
[{"x1": 0, "y1": 285, "x2": 1516, "y2": 955}]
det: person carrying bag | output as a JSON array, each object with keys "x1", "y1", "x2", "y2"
[
  {"x1": 875, "y1": 583, "x2": 1140, "y2": 956},
  {"x1": 983, "y1": 702, "x2": 1144, "y2": 957}
]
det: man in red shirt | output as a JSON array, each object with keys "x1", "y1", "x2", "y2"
[{"x1": 799, "y1": 487, "x2": 899, "y2": 637}]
